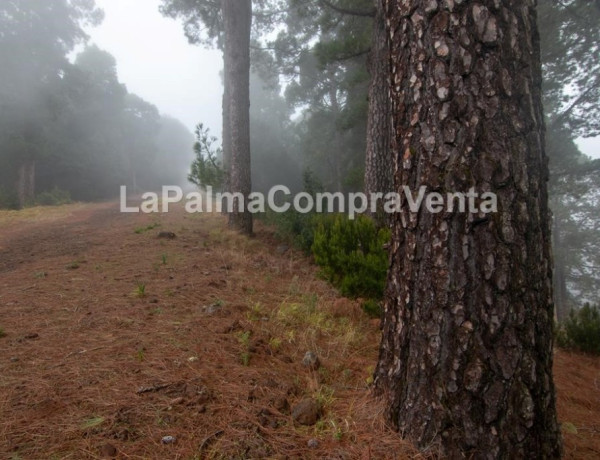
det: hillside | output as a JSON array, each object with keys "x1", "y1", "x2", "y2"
[{"x1": 0, "y1": 203, "x2": 598, "y2": 459}]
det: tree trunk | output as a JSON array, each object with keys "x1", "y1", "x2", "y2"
[
  {"x1": 16, "y1": 159, "x2": 35, "y2": 209},
  {"x1": 375, "y1": 1, "x2": 562, "y2": 457},
  {"x1": 364, "y1": 0, "x2": 393, "y2": 224},
  {"x1": 552, "y1": 217, "x2": 569, "y2": 321},
  {"x1": 329, "y1": 85, "x2": 343, "y2": 193},
  {"x1": 222, "y1": 0, "x2": 253, "y2": 235}
]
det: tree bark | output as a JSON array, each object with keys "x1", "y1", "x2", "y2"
[
  {"x1": 375, "y1": 1, "x2": 562, "y2": 457},
  {"x1": 364, "y1": 0, "x2": 393, "y2": 224},
  {"x1": 222, "y1": 0, "x2": 253, "y2": 234},
  {"x1": 16, "y1": 159, "x2": 35, "y2": 209}
]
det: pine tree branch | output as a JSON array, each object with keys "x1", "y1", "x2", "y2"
[
  {"x1": 550, "y1": 77, "x2": 600, "y2": 130},
  {"x1": 318, "y1": 0, "x2": 375, "y2": 18}
]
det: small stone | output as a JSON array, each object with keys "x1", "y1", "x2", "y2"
[
  {"x1": 276, "y1": 244, "x2": 289, "y2": 255},
  {"x1": 10, "y1": 357, "x2": 19, "y2": 363},
  {"x1": 188, "y1": 356, "x2": 199, "y2": 363},
  {"x1": 161, "y1": 435, "x2": 177, "y2": 445},
  {"x1": 292, "y1": 399, "x2": 321, "y2": 426},
  {"x1": 302, "y1": 351, "x2": 321, "y2": 370},
  {"x1": 169, "y1": 397, "x2": 185, "y2": 406},
  {"x1": 307, "y1": 438, "x2": 319, "y2": 449},
  {"x1": 157, "y1": 232, "x2": 177, "y2": 239},
  {"x1": 203, "y1": 304, "x2": 221, "y2": 315},
  {"x1": 273, "y1": 396, "x2": 290, "y2": 415},
  {"x1": 100, "y1": 443, "x2": 117, "y2": 458}
]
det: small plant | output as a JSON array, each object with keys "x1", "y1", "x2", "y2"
[
  {"x1": 34, "y1": 271, "x2": 47, "y2": 279},
  {"x1": 161, "y1": 254, "x2": 168, "y2": 265},
  {"x1": 0, "y1": 327, "x2": 6, "y2": 338},
  {"x1": 247, "y1": 303, "x2": 265, "y2": 321},
  {"x1": 240, "y1": 352, "x2": 251, "y2": 366},
  {"x1": 314, "y1": 385, "x2": 336, "y2": 408},
  {"x1": 268, "y1": 337, "x2": 282, "y2": 352},
  {"x1": 556, "y1": 303, "x2": 600, "y2": 355},
  {"x1": 361, "y1": 299, "x2": 383, "y2": 319},
  {"x1": 134, "y1": 223, "x2": 160, "y2": 234},
  {"x1": 135, "y1": 282, "x2": 147, "y2": 298},
  {"x1": 237, "y1": 331, "x2": 252, "y2": 366},
  {"x1": 66, "y1": 261, "x2": 80, "y2": 270},
  {"x1": 136, "y1": 348, "x2": 146, "y2": 362},
  {"x1": 312, "y1": 214, "x2": 390, "y2": 299},
  {"x1": 237, "y1": 330, "x2": 252, "y2": 348},
  {"x1": 80, "y1": 416, "x2": 105, "y2": 430},
  {"x1": 188, "y1": 123, "x2": 225, "y2": 189}
]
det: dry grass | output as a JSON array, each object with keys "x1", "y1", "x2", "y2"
[{"x1": 0, "y1": 202, "x2": 598, "y2": 459}]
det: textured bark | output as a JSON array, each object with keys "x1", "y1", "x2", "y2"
[
  {"x1": 364, "y1": 0, "x2": 393, "y2": 222},
  {"x1": 375, "y1": 1, "x2": 562, "y2": 457},
  {"x1": 222, "y1": 0, "x2": 252, "y2": 235},
  {"x1": 16, "y1": 159, "x2": 35, "y2": 209}
]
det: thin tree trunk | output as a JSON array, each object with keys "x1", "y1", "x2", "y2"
[
  {"x1": 16, "y1": 159, "x2": 35, "y2": 209},
  {"x1": 553, "y1": 217, "x2": 569, "y2": 321},
  {"x1": 375, "y1": 1, "x2": 562, "y2": 457},
  {"x1": 329, "y1": 85, "x2": 343, "y2": 193},
  {"x1": 222, "y1": 0, "x2": 253, "y2": 234},
  {"x1": 364, "y1": 0, "x2": 393, "y2": 224}
]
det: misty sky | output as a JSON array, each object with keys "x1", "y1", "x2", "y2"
[
  {"x1": 87, "y1": 0, "x2": 223, "y2": 138},
  {"x1": 87, "y1": 0, "x2": 600, "y2": 160}
]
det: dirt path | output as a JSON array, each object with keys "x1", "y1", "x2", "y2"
[{"x1": 0, "y1": 203, "x2": 598, "y2": 459}]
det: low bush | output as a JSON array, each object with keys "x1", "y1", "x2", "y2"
[
  {"x1": 261, "y1": 209, "x2": 320, "y2": 254},
  {"x1": 556, "y1": 303, "x2": 600, "y2": 355},
  {"x1": 0, "y1": 189, "x2": 18, "y2": 209},
  {"x1": 312, "y1": 214, "x2": 390, "y2": 299},
  {"x1": 36, "y1": 187, "x2": 72, "y2": 206}
]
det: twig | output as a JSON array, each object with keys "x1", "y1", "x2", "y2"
[{"x1": 199, "y1": 430, "x2": 224, "y2": 453}]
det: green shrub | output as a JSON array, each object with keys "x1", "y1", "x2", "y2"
[
  {"x1": 312, "y1": 214, "x2": 390, "y2": 299},
  {"x1": 556, "y1": 303, "x2": 600, "y2": 355},
  {"x1": 261, "y1": 209, "x2": 320, "y2": 254},
  {"x1": 361, "y1": 299, "x2": 383, "y2": 318},
  {"x1": 36, "y1": 187, "x2": 72, "y2": 206}
]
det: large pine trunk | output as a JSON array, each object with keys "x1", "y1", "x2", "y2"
[
  {"x1": 374, "y1": 1, "x2": 562, "y2": 457},
  {"x1": 364, "y1": 0, "x2": 393, "y2": 222},
  {"x1": 222, "y1": 0, "x2": 253, "y2": 234}
]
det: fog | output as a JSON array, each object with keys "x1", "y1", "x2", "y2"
[{"x1": 0, "y1": 1, "x2": 598, "y2": 309}]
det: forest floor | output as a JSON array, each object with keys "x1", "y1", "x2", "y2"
[{"x1": 0, "y1": 202, "x2": 598, "y2": 459}]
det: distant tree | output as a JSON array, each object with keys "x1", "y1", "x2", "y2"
[
  {"x1": 539, "y1": 0, "x2": 600, "y2": 138},
  {"x1": 538, "y1": 0, "x2": 600, "y2": 318},
  {"x1": 0, "y1": 0, "x2": 103, "y2": 208},
  {"x1": 160, "y1": 0, "x2": 287, "y2": 234},
  {"x1": 375, "y1": 1, "x2": 562, "y2": 456}
]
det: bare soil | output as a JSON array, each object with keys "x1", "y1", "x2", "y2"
[{"x1": 0, "y1": 202, "x2": 598, "y2": 459}]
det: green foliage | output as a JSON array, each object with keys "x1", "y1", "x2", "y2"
[
  {"x1": 134, "y1": 223, "x2": 160, "y2": 234},
  {"x1": 556, "y1": 304, "x2": 600, "y2": 355},
  {"x1": 135, "y1": 282, "x2": 147, "y2": 298},
  {"x1": 262, "y1": 208, "x2": 320, "y2": 253},
  {"x1": 36, "y1": 187, "x2": 71, "y2": 206},
  {"x1": 312, "y1": 214, "x2": 390, "y2": 299},
  {"x1": 361, "y1": 299, "x2": 382, "y2": 319},
  {"x1": 188, "y1": 123, "x2": 225, "y2": 190},
  {"x1": 0, "y1": 327, "x2": 6, "y2": 338},
  {"x1": 0, "y1": 189, "x2": 18, "y2": 209}
]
